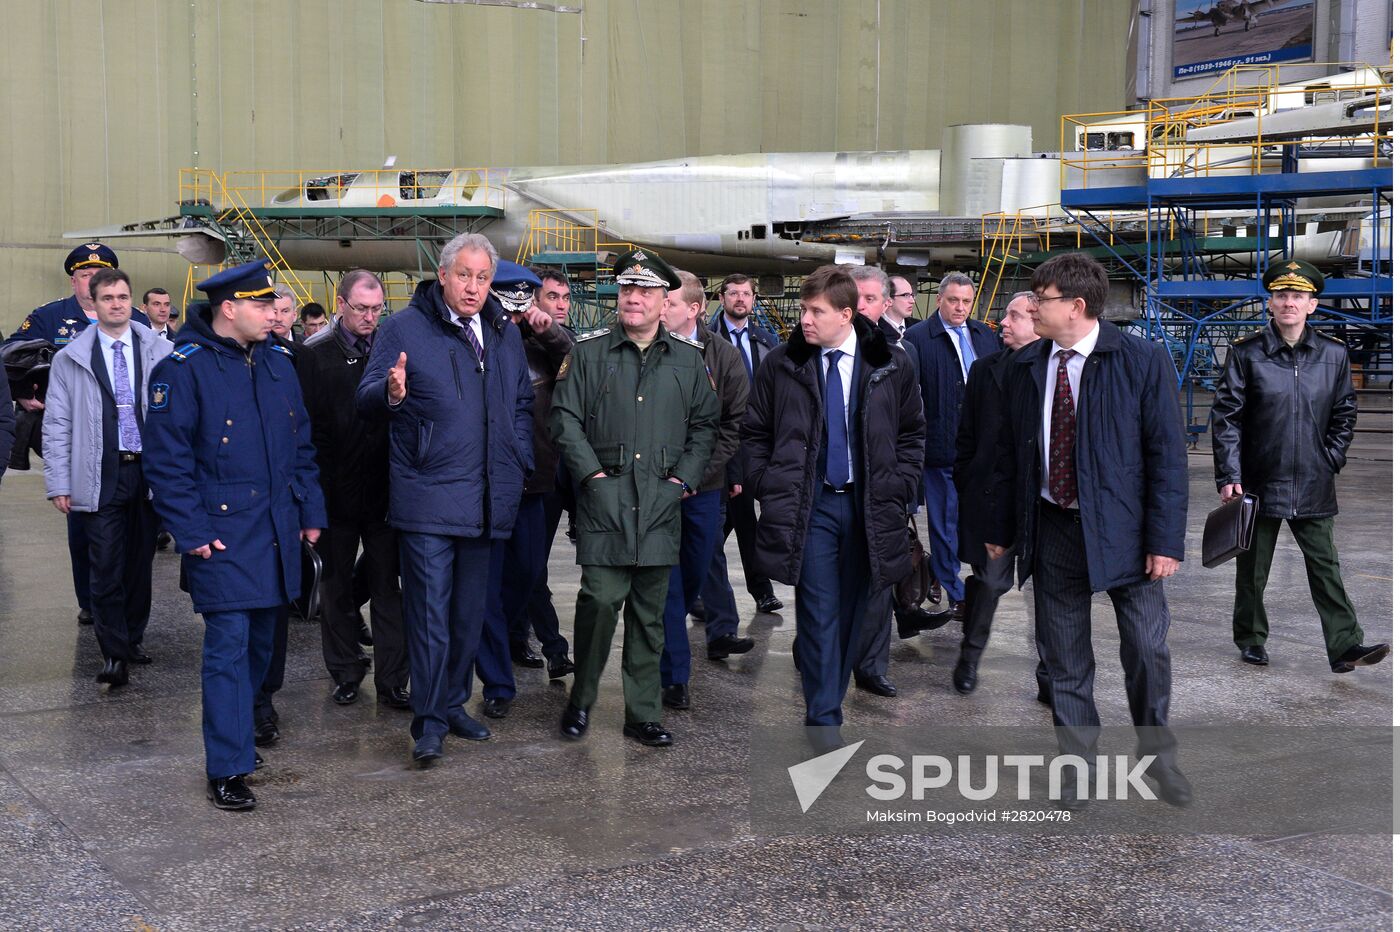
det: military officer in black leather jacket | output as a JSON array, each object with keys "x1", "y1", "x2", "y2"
[{"x1": 1211, "y1": 259, "x2": 1389, "y2": 674}]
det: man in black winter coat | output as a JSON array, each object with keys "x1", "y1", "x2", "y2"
[
  {"x1": 742, "y1": 266, "x2": 923, "y2": 737},
  {"x1": 1211, "y1": 258, "x2": 1388, "y2": 674},
  {"x1": 298, "y1": 270, "x2": 408, "y2": 710},
  {"x1": 951, "y1": 291, "x2": 1041, "y2": 696}
]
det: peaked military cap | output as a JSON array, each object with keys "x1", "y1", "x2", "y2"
[
  {"x1": 490, "y1": 260, "x2": 542, "y2": 315},
  {"x1": 64, "y1": 243, "x2": 118, "y2": 276},
  {"x1": 197, "y1": 260, "x2": 279, "y2": 306},
  {"x1": 1264, "y1": 258, "x2": 1324, "y2": 296},
  {"x1": 612, "y1": 247, "x2": 682, "y2": 291}
]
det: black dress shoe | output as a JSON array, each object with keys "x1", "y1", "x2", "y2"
[
  {"x1": 1146, "y1": 761, "x2": 1193, "y2": 807},
  {"x1": 155, "y1": 530, "x2": 173, "y2": 552},
  {"x1": 896, "y1": 604, "x2": 951, "y2": 639},
  {"x1": 77, "y1": 608, "x2": 93, "y2": 626},
  {"x1": 254, "y1": 751, "x2": 265, "y2": 770},
  {"x1": 755, "y1": 594, "x2": 784, "y2": 614},
  {"x1": 1331, "y1": 642, "x2": 1391, "y2": 673},
  {"x1": 688, "y1": 599, "x2": 706, "y2": 623},
  {"x1": 1035, "y1": 688, "x2": 1053, "y2": 707},
  {"x1": 253, "y1": 720, "x2": 280, "y2": 747},
  {"x1": 952, "y1": 660, "x2": 978, "y2": 695},
  {"x1": 707, "y1": 634, "x2": 755, "y2": 660},
  {"x1": 510, "y1": 644, "x2": 545, "y2": 668},
  {"x1": 546, "y1": 655, "x2": 575, "y2": 679},
  {"x1": 377, "y1": 686, "x2": 411, "y2": 709},
  {"x1": 1240, "y1": 645, "x2": 1269, "y2": 666},
  {"x1": 95, "y1": 658, "x2": 129, "y2": 687},
  {"x1": 332, "y1": 681, "x2": 360, "y2": 705},
  {"x1": 412, "y1": 735, "x2": 443, "y2": 764},
  {"x1": 623, "y1": 721, "x2": 674, "y2": 746},
  {"x1": 208, "y1": 776, "x2": 256, "y2": 810},
  {"x1": 928, "y1": 578, "x2": 944, "y2": 607},
  {"x1": 447, "y1": 711, "x2": 491, "y2": 740},
  {"x1": 482, "y1": 697, "x2": 512, "y2": 719},
  {"x1": 948, "y1": 599, "x2": 966, "y2": 623},
  {"x1": 854, "y1": 673, "x2": 897, "y2": 698},
  {"x1": 128, "y1": 646, "x2": 152, "y2": 665},
  {"x1": 559, "y1": 704, "x2": 590, "y2": 740},
  {"x1": 662, "y1": 683, "x2": 690, "y2": 710}
]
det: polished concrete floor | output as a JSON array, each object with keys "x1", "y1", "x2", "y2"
[{"x1": 0, "y1": 454, "x2": 1390, "y2": 930}]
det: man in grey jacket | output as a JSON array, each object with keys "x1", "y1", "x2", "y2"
[{"x1": 43, "y1": 269, "x2": 173, "y2": 686}]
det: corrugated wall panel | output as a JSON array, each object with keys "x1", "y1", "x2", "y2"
[{"x1": 3, "y1": 0, "x2": 1131, "y2": 325}]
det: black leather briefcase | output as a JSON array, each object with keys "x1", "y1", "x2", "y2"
[
  {"x1": 1202, "y1": 493, "x2": 1259, "y2": 568},
  {"x1": 295, "y1": 540, "x2": 324, "y2": 621}
]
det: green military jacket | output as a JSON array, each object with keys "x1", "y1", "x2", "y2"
[{"x1": 549, "y1": 323, "x2": 719, "y2": 567}]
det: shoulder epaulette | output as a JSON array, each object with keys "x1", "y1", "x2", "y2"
[
  {"x1": 575, "y1": 328, "x2": 611, "y2": 342},
  {"x1": 269, "y1": 342, "x2": 295, "y2": 357},
  {"x1": 1316, "y1": 330, "x2": 1345, "y2": 345},
  {"x1": 170, "y1": 343, "x2": 204, "y2": 363},
  {"x1": 668, "y1": 331, "x2": 704, "y2": 350},
  {"x1": 1232, "y1": 331, "x2": 1262, "y2": 345}
]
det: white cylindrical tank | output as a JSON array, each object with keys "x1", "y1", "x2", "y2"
[
  {"x1": 1000, "y1": 158, "x2": 1064, "y2": 215},
  {"x1": 939, "y1": 124, "x2": 1032, "y2": 217}
]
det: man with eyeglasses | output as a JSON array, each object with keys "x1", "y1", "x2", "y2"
[
  {"x1": 986, "y1": 252, "x2": 1191, "y2": 810},
  {"x1": 883, "y1": 276, "x2": 918, "y2": 345},
  {"x1": 299, "y1": 270, "x2": 409, "y2": 712},
  {"x1": 904, "y1": 272, "x2": 1000, "y2": 628}
]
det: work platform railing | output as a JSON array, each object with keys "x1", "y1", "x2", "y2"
[
  {"x1": 1061, "y1": 62, "x2": 1393, "y2": 187},
  {"x1": 179, "y1": 168, "x2": 507, "y2": 212}
]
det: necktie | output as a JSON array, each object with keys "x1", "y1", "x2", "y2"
[
  {"x1": 957, "y1": 325, "x2": 976, "y2": 378},
  {"x1": 461, "y1": 317, "x2": 485, "y2": 369},
  {"x1": 112, "y1": 340, "x2": 141, "y2": 452},
  {"x1": 731, "y1": 328, "x2": 753, "y2": 377},
  {"x1": 354, "y1": 336, "x2": 369, "y2": 357},
  {"x1": 824, "y1": 350, "x2": 849, "y2": 488},
  {"x1": 1049, "y1": 349, "x2": 1077, "y2": 508}
]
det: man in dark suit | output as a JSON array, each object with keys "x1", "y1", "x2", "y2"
[
  {"x1": 298, "y1": 270, "x2": 409, "y2": 710},
  {"x1": 904, "y1": 272, "x2": 1001, "y2": 624},
  {"x1": 706, "y1": 273, "x2": 782, "y2": 618},
  {"x1": 357, "y1": 233, "x2": 535, "y2": 765},
  {"x1": 987, "y1": 253, "x2": 1191, "y2": 810},
  {"x1": 742, "y1": 266, "x2": 923, "y2": 743},
  {"x1": 141, "y1": 288, "x2": 178, "y2": 340},
  {"x1": 952, "y1": 291, "x2": 1042, "y2": 696},
  {"x1": 42, "y1": 269, "x2": 173, "y2": 686}
]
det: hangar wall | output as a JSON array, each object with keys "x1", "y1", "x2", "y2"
[{"x1": 0, "y1": 0, "x2": 1133, "y2": 325}]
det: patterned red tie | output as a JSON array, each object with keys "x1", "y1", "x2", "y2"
[{"x1": 1049, "y1": 349, "x2": 1077, "y2": 508}]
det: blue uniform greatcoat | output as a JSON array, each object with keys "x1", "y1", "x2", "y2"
[
  {"x1": 143, "y1": 304, "x2": 327, "y2": 612},
  {"x1": 6, "y1": 295, "x2": 149, "y2": 346}
]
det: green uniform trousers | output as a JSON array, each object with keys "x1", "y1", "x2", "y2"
[
  {"x1": 1233, "y1": 515, "x2": 1363, "y2": 663},
  {"x1": 570, "y1": 564, "x2": 672, "y2": 723}
]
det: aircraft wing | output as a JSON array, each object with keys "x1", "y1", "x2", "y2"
[{"x1": 63, "y1": 218, "x2": 227, "y2": 242}]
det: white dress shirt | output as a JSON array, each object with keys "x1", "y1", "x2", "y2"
[
  {"x1": 1040, "y1": 322, "x2": 1100, "y2": 507},
  {"x1": 724, "y1": 316, "x2": 754, "y2": 364},
  {"x1": 822, "y1": 326, "x2": 859, "y2": 479},
  {"x1": 96, "y1": 326, "x2": 138, "y2": 452}
]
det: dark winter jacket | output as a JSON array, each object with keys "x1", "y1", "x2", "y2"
[
  {"x1": 740, "y1": 314, "x2": 925, "y2": 590},
  {"x1": 1210, "y1": 321, "x2": 1356, "y2": 520},
  {"x1": 355, "y1": 280, "x2": 534, "y2": 539},
  {"x1": 298, "y1": 322, "x2": 390, "y2": 522},
  {"x1": 519, "y1": 320, "x2": 574, "y2": 497},
  {"x1": 695, "y1": 326, "x2": 749, "y2": 492},
  {"x1": 989, "y1": 322, "x2": 1188, "y2": 592}
]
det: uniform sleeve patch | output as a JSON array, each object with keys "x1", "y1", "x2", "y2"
[
  {"x1": 19, "y1": 318, "x2": 31, "y2": 331},
  {"x1": 556, "y1": 353, "x2": 572, "y2": 381},
  {"x1": 150, "y1": 382, "x2": 170, "y2": 410}
]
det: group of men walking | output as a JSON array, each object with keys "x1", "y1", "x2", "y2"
[{"x1": 8, "y1": 235, "x2": 1387, "y2": 813}]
